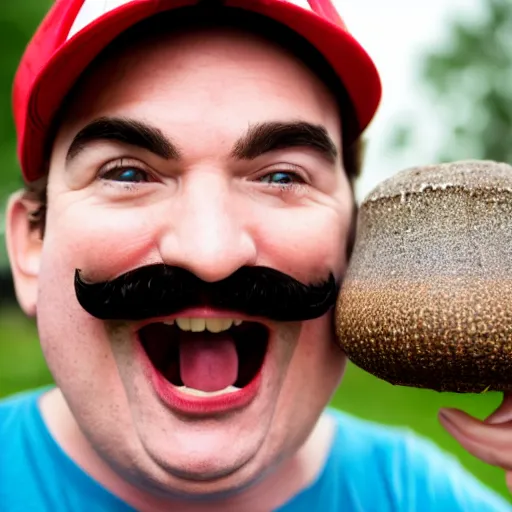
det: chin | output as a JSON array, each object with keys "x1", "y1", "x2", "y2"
[
  {"x1": 142, "y1": 429, "x2": 258, "y2": 478},
  {"x1": 118, "y1": 433, "x2": 272, "y2": 499}
]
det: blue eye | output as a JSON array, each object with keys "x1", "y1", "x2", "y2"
[
  {"x1": 259, "y1": 171, "x2": 302, "y2": 185},
  {"x1": 102, "y1": 167, "x2": 150, "y2": 183}
]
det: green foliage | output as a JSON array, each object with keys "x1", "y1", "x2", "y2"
[
  {"x1": 0, "y1": 308, "x2": 51, "y2": 396},
  {"x1": 392, "y1": 0, "x2": 512, "y2": 163},
  {"x1": 0, "y1": 0, "x2": 52, "y2": 267},
  {"x1": 0, "y1": 0, "x2": 53, "y2": 195}
]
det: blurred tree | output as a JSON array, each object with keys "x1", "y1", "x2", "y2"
[
  {"x1": 391, "y1": 0, "x2": 512, "y2": 164},
  {"x1": 0, "y1": 1, "x2": 52, "y2": 267}
]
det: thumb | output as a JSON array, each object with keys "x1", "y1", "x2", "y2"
[{"x1": 439, "y1": 407, "x2": 512, "y2": 471}]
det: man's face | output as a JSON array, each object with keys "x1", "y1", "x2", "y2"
[{"x1": 9, "y1": 26, "x2": 353, "y2": 495}]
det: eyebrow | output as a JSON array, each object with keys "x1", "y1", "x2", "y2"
[
  {"x1": 66, "y1": 118, "x2": 338, "y2": 166},
  {"x1": 66, "y1": 117, "x2": 181, "y2": 163},
  {"x1": 231, "y1": 121, "x2": 338, "y2": 164}
]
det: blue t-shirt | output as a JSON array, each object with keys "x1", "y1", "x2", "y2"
[{"x1": 0, "y1": 388, "x2": 510, "y2": 511}]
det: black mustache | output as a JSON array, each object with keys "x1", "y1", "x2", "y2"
[{"x1": 74, "y1": 264, "x2": 338, "y2": 322}]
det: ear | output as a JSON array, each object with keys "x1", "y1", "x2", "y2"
[{"x1": 5, "y1": 191, "x2": 44, "y2": 317}]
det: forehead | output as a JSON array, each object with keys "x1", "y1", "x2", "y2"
[{"x1": 55, "y1": 25, "x2": 342, "y2": 151}]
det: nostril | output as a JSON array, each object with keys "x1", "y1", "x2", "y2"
[
  {"x1": 168, "y1": 257, "x2": 254, "y2": 285},
  {"x1": 157, "y1": 220, "x2": 257, "y2": 284}
]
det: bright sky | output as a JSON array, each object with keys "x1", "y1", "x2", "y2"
[{"x1": 334, "y1": 0, "x2": 484, "y2": 201}]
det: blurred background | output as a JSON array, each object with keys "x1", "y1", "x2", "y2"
[{"x1": 1, "y1": 0, "x2": 512, "y2": 501}]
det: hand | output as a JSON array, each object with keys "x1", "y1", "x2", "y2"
[{"x1": 439, "y1": 393, "x2": 512, "y2": 493}]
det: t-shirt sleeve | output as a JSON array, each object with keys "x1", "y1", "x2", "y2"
[{"x1": 394, "y1": 431, "x2": 512, "y2": 512}]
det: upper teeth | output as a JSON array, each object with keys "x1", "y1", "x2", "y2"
[{"x1": 165, "y1": 318, "x2": 243, "y2": 333}]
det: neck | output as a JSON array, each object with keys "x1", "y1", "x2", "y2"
[{"x1": 40, "y1": 388, "x2": 336, "y2": 512}]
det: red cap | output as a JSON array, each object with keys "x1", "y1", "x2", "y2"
[{"x1": 13, "y1": 0, "x2": 381, "y2": 183}]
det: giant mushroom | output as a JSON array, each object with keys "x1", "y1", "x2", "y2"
[{"x1": 336, "y1": 160, "x2": 512, "y2": 393}]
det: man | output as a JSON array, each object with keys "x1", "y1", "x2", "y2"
[{"x1": 1, "y1": 0, "x2": 511, "y2": 510}]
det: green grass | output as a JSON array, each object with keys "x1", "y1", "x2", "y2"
[
  {"x1": 0, "y1": 307, "x2": 509, "y2": 501},
  {"x1": 0, "y1": 308, "x2": 52, "y2": 396}
]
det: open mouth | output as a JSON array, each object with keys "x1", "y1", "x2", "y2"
[{"x1": 139, "y1": 318, "x2": 269, "y2": 397}]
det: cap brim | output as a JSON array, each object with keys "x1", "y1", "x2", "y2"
[{"x1": 24, "y1": 0, "x2": 381, "y2": 182}]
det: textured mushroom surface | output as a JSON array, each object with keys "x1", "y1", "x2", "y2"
[{"x1": 336, "y1": 160, "x2": 512, "y2": 393}]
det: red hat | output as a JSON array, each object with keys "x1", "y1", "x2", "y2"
[{"x1": 13, "y1": 0, "x2": 381, "y2": 183}]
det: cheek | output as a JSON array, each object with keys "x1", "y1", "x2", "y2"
[
  {"x1": 266, "y1": 316, "x2": 346, "y2": 455},
  {"x1": 292, "y1": 317, "x2": 346, "y2": 393},
  {"x1": 42, "y1": 199, "x2": 160, "y2": 280},
  {"x1": 255, "y1": 203, "x2": 351, "y2": 282},
  {"x1": 36, "y1": 199, "x2": 158, "y2": 365},
  {"x1": 36, "y1": 201, "x2": 134, "y2": 426},
  {"x1": 284, "y1": 316, "x2": 346, "y2": 419}
]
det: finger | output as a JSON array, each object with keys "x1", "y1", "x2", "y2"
[
  {"x1": 506, "y1": 472, "x2": 512, "y2": 494},
  {"x1": 439, "y1": 408, "x2": 512, "y2": 470},
  {"x1": 486, "y1": 393, "x2": 512, "y2": 425}
]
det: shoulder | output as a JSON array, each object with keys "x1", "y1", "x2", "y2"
[
  {"x1": 0, "y1": 388, "x2": 46, "y2": 431},
  {"x1": 0, "y1": 388, "x2": 49, "y2": 465},
  {"x1": 0, "y1": 387, "x2": 133, "y2": 512},
  {"x1": 324, "y1": 408, "x2": 512, "y2": 511},
  {"x1": 0, "y1": 388, "x2": 51, "y2": 510}
]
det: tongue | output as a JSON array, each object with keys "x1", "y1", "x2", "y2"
[{"x1": 179, "y1": 333, "x2": 238, "y2": 392}]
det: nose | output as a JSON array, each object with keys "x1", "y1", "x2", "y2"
[{"x1": 158, "y1": 171, "x2": 257, "y2": 282}]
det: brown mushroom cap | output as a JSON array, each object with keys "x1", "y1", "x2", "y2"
[{"x1": 335, "y1": 160, "x2": 512, "y2": 393}]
